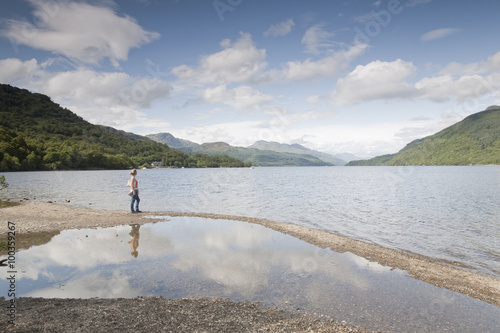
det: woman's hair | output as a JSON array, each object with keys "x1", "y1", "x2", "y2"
[{"x1": 130, "y1": 169, "x2": 137, "y2": 175}]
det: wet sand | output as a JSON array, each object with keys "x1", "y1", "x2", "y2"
[{"x1": 1, "y1": 200, "x2": 499, "y2": 331}]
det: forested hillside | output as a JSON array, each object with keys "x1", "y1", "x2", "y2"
[
  {"x1": 0, "y1": 84, "x2": 248, "y2": 171},
  {"x1": 348, "y1": 106, "x2": 500, "y2": 166}
]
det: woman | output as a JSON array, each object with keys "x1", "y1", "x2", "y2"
[{"x1": 128, "y1": 169, "x2": 141, "y2": 213}]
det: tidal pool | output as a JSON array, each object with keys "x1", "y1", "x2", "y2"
[{"x1": 2, "y1": 217, "x2": 499, "y2": 332}]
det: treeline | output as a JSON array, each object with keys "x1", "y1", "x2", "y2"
[{"x1": 0, "y1": 84, "x2": 249, "y2": 171}]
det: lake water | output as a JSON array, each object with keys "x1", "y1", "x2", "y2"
[
  {"x1": 2, "y1": 217, "x2": 499, "y2": 332},
  {"x1": 1, "y1": 166, "x2": 500, "y2": 279}
]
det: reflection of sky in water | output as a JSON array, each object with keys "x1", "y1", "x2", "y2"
[{"x1": 1, "y1": 217, "x2": 499, "y2": 332}]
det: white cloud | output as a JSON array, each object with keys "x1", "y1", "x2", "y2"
[
  {"x1": 260, "y1": 108, "x2": 328, "y2": 128},
  {"x1": 171, "y1": 32, "x2": 267, "y2": 84},
  {"x1": 172, "y1": 32, "x2": 368, "y2": 86},
  {"x1": 0, "y1": 58, "x2": 41, "y2": 83},
  {"x1": 306, "y1": 95, "x2": 322, "y2": 104},
  {"x1": 301, "y1": 23, "x2": 336, "y2": 54},
  {"x1": 331, "y1": 59, "x2": 416, "y2": 106},
  {"x1": 420, "y1": 28, "x2": 460, "y2": 41},
  {"x1": 264, "y1": 18, "x2": 295, "y2": 37},
  {"x1": 415, "y1": 74, "x2": 497, "y2": 103},
  {"x1": 1, "y1": 1, "x2": 159, "y2": 67},
  {"x1": 282, "y1": 42, "x2": 369, "y2": 81},
  {"x1": 201, "y1": 84, "x2": 274, "y2": 109},
  {"x1": 440, "y1": 51, "x2": 500, "y2": 75}
]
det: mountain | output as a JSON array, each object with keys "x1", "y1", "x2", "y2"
[
  {"x1": 249, "y1": 140, "x2": 347, "y2": 165},
  {"x1": 0, "y1": 84, "x2": 248, "y2": 171},
  {"x1": 148, "y1": 133, "x2": 334, "y2": 166},
  {"x1": 334, "y1": 152, "x2": 364, "y2": 163},
  {"x1": 180, "y1": 142, "x2": 333, "y2": 167},
  {"x1": 146, "y1": 132, "x2": 199, "y2": 149},
  {"x1": 347, "y1": 106, "x2": 500, "y2": 166}
]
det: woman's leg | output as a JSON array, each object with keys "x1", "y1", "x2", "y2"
[
  {"x1": 135, "y1": 190, "x2": 140, "y2": 211},
  {"x1": 135, "y1": 190, "x2": 141, "y2": 212},
  {"x1": 130, "y1": 193, "x2": 136, "y2": 212}
]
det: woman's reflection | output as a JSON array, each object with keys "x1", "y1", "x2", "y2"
[{"x1": 128, "y1": 224, "x2": 140, "y2": 257}]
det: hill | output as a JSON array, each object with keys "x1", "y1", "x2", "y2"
[
  {"x1": 146, "y1": 132, "x2": 199, "y2": 149},
  {"x1": 148, "y1": 134, "x2": 334, "y2": 166},
  {"x1": 347, "y1": 106, "x2": 500, "y2": 166},
  {"x1": 249, "y1": 141, "x2": 347, "y2": 165},
  {"x1": 180, "y1": 142, "x2": 333, "y2": 167},
  {"x1": 0, "y1": 84, "x2": 248, "y2": 171}
]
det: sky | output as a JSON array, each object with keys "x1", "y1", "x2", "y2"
[{"x1": 1, "y1": 0, "x2": 500, "y2": 157}]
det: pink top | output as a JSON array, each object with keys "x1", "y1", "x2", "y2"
[{"x1": 130, "y1": 177, "x2": 138, "y2": 190}]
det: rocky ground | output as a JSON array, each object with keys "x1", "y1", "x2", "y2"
[{"x1": 1, "y1": 297, "x2": 373, "y2": 332}]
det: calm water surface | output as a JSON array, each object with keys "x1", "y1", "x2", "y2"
[
  {"x1": 1, "y1": 217, "x2": 499, "y2": 332},
  {"x1": 1, "y1": 166, "x2": 499, "y2": 278}
]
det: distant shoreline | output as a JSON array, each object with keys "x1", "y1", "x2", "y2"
[{"x1": 1, "y1": 200, "x2": 499, "y2": 307}]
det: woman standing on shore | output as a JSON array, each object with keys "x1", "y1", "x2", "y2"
[{"x1": 128, "y1": 169, "x2": 141, "y2": 213}]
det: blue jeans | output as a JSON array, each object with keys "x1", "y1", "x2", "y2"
[{"x1": 130, "y1": 190, "x2": 140, "y2": 212}]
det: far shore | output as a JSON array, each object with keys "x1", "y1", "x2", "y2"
[{"x1": 1, "y1": 200, "x2": 499, "y2": 308}]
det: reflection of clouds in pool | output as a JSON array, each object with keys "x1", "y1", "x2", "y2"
[
  {"x1": 167, "y1": 220, "x2": 276, "y2": 296},
  {"x1": 2, "y1": 216, "x2": 499, "y2": 332},
  {"x1": 17, "y1": 225, "x2": 134, "y2": 280},
  {"x1": 26, "y1": 269, "x2": 138, "y2": 298},
  {"x1": 13, "y1": 217, "x2": 387, "y2": 299}
]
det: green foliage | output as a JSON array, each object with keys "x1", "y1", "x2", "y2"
[
  {"x1": 347, "y1": 107, "x2": 500, "y2": 166},
  {"x1": 0, "y1": 84, "x2": 248, "y2": 171},
  {"x1": 0, "y1": 175, "x2": 7, "y2": 190}
]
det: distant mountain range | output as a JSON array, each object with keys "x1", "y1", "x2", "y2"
[
  {"x1": 347, "y1": 106, "x2": 500, "y2": 166},
  {"x1": 146, "y1": 134, "x2": 351, "y2": 166}
]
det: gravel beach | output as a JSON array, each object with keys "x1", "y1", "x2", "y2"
[{"x1": 1, "y1": 200, "x2": 499, "y2": 332}]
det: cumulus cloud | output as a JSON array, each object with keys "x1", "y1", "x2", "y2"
[
  {"x1": 420, "y1": 28, "x2": 460, "y2": 41},
  {"x1": 282, "y1": 42, "x2": 369, "y2": 81},
  {"x1": 201, "y1": 84, "x2": 274, "y2": 109},
  {"x1": 413, "y1": 51, "x2": 500, "y2": 104},
  {"x1": 330, "y1": 59, "x2": 416, "y2": 106},
  {"x1": 171, "y1": 32, "x2": 267, "y2": 84},
  {"x1": 264, "y1": 18, "x2": 295, "y2": 37},
  {"x1": 329, "y1": 50, "x2": 500, "y2": 107},
  {"x1": 1, "y1": 0, "x2": 159, "y2": 67},
  {"x1": 172, "y1": 31, "x2": 368, "y2": 85},
  {"x1": 0, "y1": 58, "x2": 41, "y2": 83},
  {"x1": 415, "y1": 74, "x2": 497, "y2": 103}
]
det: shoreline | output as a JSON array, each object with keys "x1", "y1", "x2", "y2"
[{"x1": 1, "y1": 200, "x2": 499, "y2": 307}]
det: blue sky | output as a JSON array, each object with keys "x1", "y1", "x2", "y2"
[{"x1": 1, "y1": 0, "x2": 500, "y2": 157}]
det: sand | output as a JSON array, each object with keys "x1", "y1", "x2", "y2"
[{"x1": 1, "y1": 200, "x2": 499, "y2": 332}]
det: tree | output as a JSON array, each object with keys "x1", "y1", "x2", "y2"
[{"x1": 0, "y1": 175, "x2": 7, "y2": 190}]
